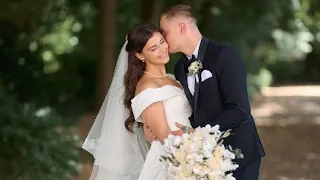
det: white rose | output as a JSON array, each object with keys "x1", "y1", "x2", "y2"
[
  {"x1": 174, "y1": 150, "x2": 186, "y2": 163},
  {"x1": 195, "y1": 154, "x2": 204, "y2": 163},
  {"x1": 225, "y1": 173, "x2": 236, "y2": 180},
  {"x1": 211, "y1": 125, "x2": 220, "y2": 132},
  {"x1": 207, "y1": 156, "x2": 222, "y2": 169},
  {"x1": 199, "y1": 166, "x2": 210, "y2": 177},
  {"x1": 182, "y1": 133, "x2": 190, "y2": 140},
  {"x1": 192, "y1": 167, "x2": 201, "y2": 175},
  {"x1": 189, "y1": 143, "x2": 199, "y2": 153},
  {"x1": 208, "y1": 136, "x2": 217, "y2": 148},
  {"x1": 172, "y1": 136, "x2": 182, "y2": 146},
  {"x1": 186, "y1": 152, "x2": 197, "y2": 161},
  {"x1": 203, "y1": 149, "x2": 213, "y2": 159},
  {"x1": 203, "y1": 139, "x2": 214, "y2": 151},
  {"x1": 213, "y1": 146, "x2": 224, "y2": 159},
  {"x1": 222, "y1": 148, "x2": 236, "y2": 159},
  {"x1": 221, "y1": 159, "x2": 239, "y2": 172}
]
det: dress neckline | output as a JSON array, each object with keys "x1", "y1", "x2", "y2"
[{"x1": 133, "y1": 85, "x2": 183, "y2": 99}]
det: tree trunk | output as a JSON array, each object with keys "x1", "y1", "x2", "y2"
[
  {"x1": 150, "y1": 0, "x2": 163, "y2": 25},
  {"x1": 141, "y1": 0, "x2": 163, "y2": 24},
  {"x1": 200, "y1": 0, "x2": 214, "y2": 36},
  {"x1": 141, "y1": 0, "x2": 152, "y2": 22},
  {"x1": 96, "y1": 0, "x2": 117, "y2": 111}
]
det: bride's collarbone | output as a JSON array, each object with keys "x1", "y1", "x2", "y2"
[{"x1": 137, "y1": 77, "x2": 180, "y2": 90}]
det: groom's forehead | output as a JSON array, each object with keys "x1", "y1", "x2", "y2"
[
  {"x1": 160, "y1": 20, "x2": 172, "y2": 30},
  {"x1": 160, "y1": 17, "x2": 167, "y2": 27},
  {"x1": 160, "y1": 16, "x2": 172, "y2": 26}
]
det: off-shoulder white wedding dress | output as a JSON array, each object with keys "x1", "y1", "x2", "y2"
[{"x1": 131, "y1": 85, "x2": 192, "y2": 180}]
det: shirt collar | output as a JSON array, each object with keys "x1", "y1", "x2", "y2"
[{"x1": 186, "y1": 37, "x2": 202, "y2": 60}]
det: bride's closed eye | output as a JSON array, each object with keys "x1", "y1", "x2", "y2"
[
  {"x1": 149, "y1": 36, "x2": 166, "y2": 52},
  {"x1": 150, "y1": 40, "x2": 165, "y2": 51},
  {"x1": 149, "y1": 44, "x2": 157, "y2": 51}
]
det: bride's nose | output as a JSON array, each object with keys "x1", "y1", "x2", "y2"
[
  {"x1": 160, "y1": 47, "x2": 167, "y2": 55},
  {"x1": 160, "y1": 43, "x2": 168, "y2": 53}
]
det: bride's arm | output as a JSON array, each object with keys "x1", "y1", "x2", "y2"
[
  {"x1": 143, "y1": 123, "x2": 158, "y2": 143},
  {"x1": 142, "y1": 102, "x2": 171, "y2": 143},
  {"x1": 136, "y1": 81, "x2": 171, "y2": 143}
]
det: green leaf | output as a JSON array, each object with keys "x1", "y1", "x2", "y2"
[{"x1": 221, "y1": 129, "x2": 232, "y2": 138}]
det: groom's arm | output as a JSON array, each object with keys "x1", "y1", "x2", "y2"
[{"x1": 204, "y1": 46, "x2": 250, "y2": 130}]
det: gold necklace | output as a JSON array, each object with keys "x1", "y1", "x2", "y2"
[{"x1": 143, "y1": 71, "x2": 168, "y2": 79}]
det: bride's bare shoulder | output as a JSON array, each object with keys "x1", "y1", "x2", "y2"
[{"x1": 135, "y1": 78, "x2": 160, "y2": 95}]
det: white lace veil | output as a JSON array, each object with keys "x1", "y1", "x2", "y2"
[{"x1": 82, "y1": 40, "x2": 149, "y2": 179}]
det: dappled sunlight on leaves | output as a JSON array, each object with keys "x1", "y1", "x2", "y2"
[{"x1": 40, "y1": 17, "x2": 78, "y2": 55}]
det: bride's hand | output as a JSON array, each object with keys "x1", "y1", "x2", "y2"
[
  {"x1": 144, "y1": 123, "x2": 158, "y2": 143},
  {"x1": 172, "y1": 122, "x2": 195, "y2": 136}
]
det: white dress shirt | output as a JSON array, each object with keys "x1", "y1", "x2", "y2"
[{"x1": 186, "y1": 38, "x2": 202, "y2": 95}]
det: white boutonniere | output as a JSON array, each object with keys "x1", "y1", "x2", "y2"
[{"x1": 188, "y1": 60, "x2": 203, "y2": 76}]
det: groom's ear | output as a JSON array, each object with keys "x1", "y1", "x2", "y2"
[
  {"x1": 135, "y1": 52, "x2": 145, "y2": 61},
  {"x1": 178, "y1": 23, "x2": 186, "y2": 34}
]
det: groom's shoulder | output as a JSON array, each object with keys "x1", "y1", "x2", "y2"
[
  {"x1": 207, "y1": 39, "x2": 231, "y2": 52},
  {"x1": 206, "y1": 39, "x2": 236, "y2": 57}
]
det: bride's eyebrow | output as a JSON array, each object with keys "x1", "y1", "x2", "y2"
[{"x1": 148, "y1": 38, "x2": 163, "y2": 50}]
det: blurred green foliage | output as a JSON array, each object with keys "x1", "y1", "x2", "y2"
[
  {"x1": 0, "y1": 0, "x2": 320, "y2": 179},
  {"x1": 0, "y1": 86, "x2": 82, "y2": 179},
  {"x1": 1, "y1": 0, "x2": 319, "y2": 112}
]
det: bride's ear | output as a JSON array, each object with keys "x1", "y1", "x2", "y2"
[{"x1": 135, "y1": 52, "x2": 145, "y2": 62}]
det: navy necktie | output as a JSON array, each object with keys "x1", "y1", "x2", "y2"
[{"x1": 183, "y1": 55, "x2": 197, "y2": 73}]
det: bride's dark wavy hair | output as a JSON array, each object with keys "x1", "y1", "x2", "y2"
[{"x1": 124, "y1": 23, "x2": 162, "y2": 132}]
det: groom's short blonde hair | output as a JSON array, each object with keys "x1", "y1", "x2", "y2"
[{"x1": 161, "y1": 4, "x2": 197, "y2": 23}]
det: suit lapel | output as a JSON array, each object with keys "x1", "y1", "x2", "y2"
[
  {"x1": 177, "y1": 57, "x2": 194, "y2": 108},
  {"x1": 193, "y1": 37, "x2": 209, "y2": 119}
]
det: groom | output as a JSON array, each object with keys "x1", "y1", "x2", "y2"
[{"x1": 144, "y1": 4, "x2": 265, "y2": 180}]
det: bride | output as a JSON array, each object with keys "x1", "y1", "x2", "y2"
[{"x1": 83, "y1": 23, "x2": 192, "y2": 180}]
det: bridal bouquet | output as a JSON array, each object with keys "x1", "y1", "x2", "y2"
[{"x1": 160, "y1": 125, "x2": 243, "y2": 180}]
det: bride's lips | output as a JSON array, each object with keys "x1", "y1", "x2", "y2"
[
  {"x1": 159, "y1": 50, "x2": 169, "y2": 59},
  {"x1": 159, "y1": 53, "x2": 169, "y2": 59}
]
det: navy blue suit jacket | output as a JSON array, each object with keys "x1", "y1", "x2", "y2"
[{"x1": 174, "y1": 38, "x2": 265, "y2": 167}]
